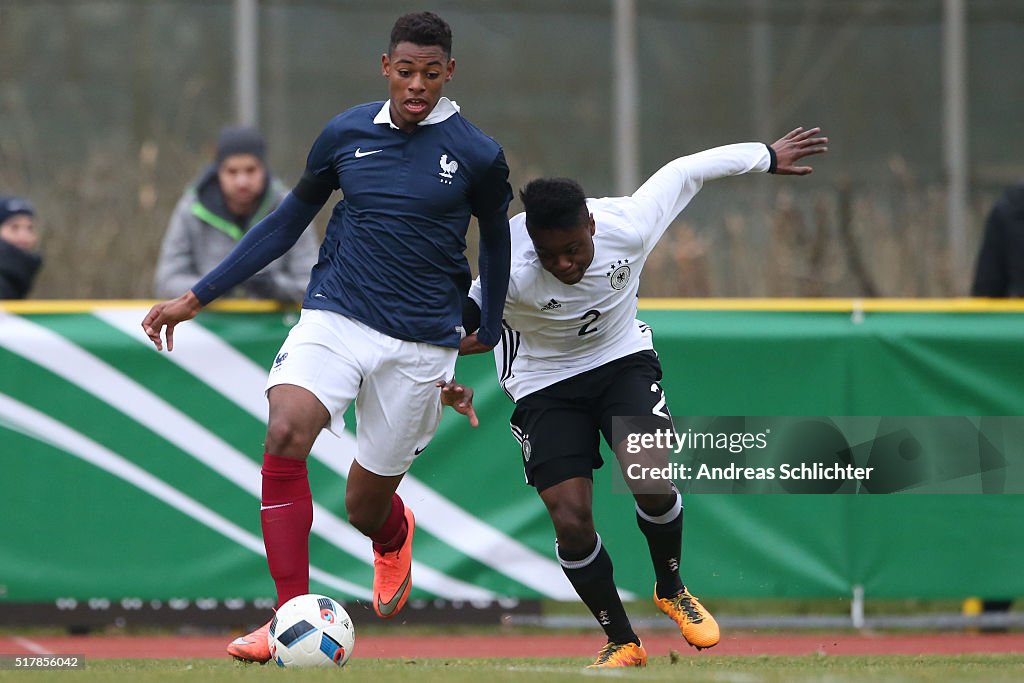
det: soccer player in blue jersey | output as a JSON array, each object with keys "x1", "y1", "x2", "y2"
[{"x1": 141, "y1": 11, "x2": 512, "y2": 663}]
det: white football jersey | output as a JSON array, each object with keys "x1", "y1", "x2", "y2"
[{"x1": 469, "y1": 142, "x2": 771, "y2": 402}]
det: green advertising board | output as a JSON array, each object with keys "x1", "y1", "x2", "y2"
[{"x1": 1, "y1": 300, "x2": 1022, "y2": 605}]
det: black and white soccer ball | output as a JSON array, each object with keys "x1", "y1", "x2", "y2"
[{"x1": 268, "y1": 593, "x2": 355, "y2": 667}]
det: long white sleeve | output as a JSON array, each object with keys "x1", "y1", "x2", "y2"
[{"x1": 627, "y1": 142, "x2": 771, "y2": 253}]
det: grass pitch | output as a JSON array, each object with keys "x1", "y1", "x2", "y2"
[{"x1": 3, "y1": 655, "x2": 1024, "y2": 683}]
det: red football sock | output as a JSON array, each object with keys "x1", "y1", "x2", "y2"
[
  {"x1": 260, "y1": 453, "x2": 313, "y2": 608},
  {"x1": 371, "y1": 494, "x2": 408, "y2": 554}
]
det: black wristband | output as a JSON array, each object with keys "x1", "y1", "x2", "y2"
[{"x1": 766, "y1": 144, "x2": 778, "y2": 174}]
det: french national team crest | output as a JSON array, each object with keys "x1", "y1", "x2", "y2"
[
  {"x1": 438, "y1": 153, "x2": 459, "y2": 184},
  {"x1": 605, "y1": 259, "x2": 631, "y2": 290}
]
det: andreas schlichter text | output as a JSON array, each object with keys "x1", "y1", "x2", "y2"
[{"x1": 626, "y1": 462, "x2": 874, "y2": 482}]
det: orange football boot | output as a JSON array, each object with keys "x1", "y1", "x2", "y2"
[
  {"x1": 654, "y1": 585, "x2": 720, "y2": 649},
  {"x1": 226, "y1": 618, "x2": 272, "y2": 663},
  {"x1": 372, "y1": 506, "x2": 415, "y2": 619},
  {"x1": 587, "y1": 641, "x2": 648, "y2": 668}
]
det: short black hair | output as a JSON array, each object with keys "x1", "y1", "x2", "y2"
[
  {"x1": 519, "y1": 178, "x2": 589, "y2": 232},
  {"x1": 389, "y1": 12, "x2": 453, "y2": 58}
]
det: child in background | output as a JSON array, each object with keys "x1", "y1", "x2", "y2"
[{"x1": 0, "y1": 196, "x2": 42, "y2": 299}]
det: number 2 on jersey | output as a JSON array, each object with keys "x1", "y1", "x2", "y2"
[{"x1": 578, "y1": 309, "x2": 602, "y2": 336}]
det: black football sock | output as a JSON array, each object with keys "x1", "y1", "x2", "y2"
[
  {"x1": 636, "y1": 488, "x2": 685, "y2": 600},
  {"x1": 557, "y1": 534, "x2": 639, "y2": 645}
]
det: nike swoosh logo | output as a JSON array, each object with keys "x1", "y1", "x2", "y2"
[
  {"x1": 376, "y1": 570, "x2": 412, "y2": 617},
  {"x1": 260, "y1": 502, "x2": 293, "y2": 511},
  {"x1": 354, "y1": 148, "x2": 383, "y2": 158},
  {"x1": 414, "y1": 446, "x2": 426, "y2": 455}
]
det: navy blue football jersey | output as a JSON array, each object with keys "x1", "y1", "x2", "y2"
[{"x1": 302, "y1": 99, "x2": 512, "y2": 348}]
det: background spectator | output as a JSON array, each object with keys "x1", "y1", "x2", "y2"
[
  {"x1": 0, "y1": 196, "x2": 42, "y2": 299},
  {"x1": 971, "y1": 183, "x2": 1024, "y2": 297},
  {"x1": 153, "y1": 126, "x2": 318, "y2": 301},
  {"x1": 966, "y1": 181, "x2": 1021, "y2": 626}
]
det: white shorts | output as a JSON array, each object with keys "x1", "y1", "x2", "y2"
[{"x1": 266, "y1": 309, "x2": 458, "y2": 476}]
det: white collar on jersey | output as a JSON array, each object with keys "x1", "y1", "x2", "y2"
[{"x1": 373, "y1": 97, "x2": 461, "y2": 129}]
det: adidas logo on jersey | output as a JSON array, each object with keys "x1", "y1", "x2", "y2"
[{"x1": 541, "y1": 298, "x2": 562, "y2": 311}]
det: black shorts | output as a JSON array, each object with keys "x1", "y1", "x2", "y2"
[{"x1": 509, "y1": 350, "x2": 673, "y2": 491}]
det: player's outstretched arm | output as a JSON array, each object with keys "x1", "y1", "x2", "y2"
[
  {"x1": 770, "y1": 127, "x2": 828, "y2": 175},
  {"x1": 189, "y1": 192, "x2": 322, "y2": 303},
  {"x1": 141, "y1": 290, "x2": 202, "y2": 352},
  {"x1": 436, "y1": 379, "x2": 479, "y2": 427}
]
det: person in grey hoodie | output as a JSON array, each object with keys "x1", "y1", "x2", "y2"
[{"x1": 154, "y1": 126, "x2": 318, "y2": 301}]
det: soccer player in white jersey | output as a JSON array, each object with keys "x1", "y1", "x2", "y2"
[{"x1": 445, "y1": 127, "x2": 828, "y2": 668}]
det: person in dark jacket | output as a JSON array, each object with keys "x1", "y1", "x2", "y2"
[
  {"x1": 968, "y1": 182, "x2": 1021, "y2": 625},
  {"x1": 972, "y1": 183, "x2": 1024, "y2": 297},
  {"x1": 0, "y1": 196, "x2": 42, "y2": 299}
]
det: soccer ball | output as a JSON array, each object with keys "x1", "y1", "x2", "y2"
[{"x1": 268, "y1": 593, "x2": 355, "y2": 668}]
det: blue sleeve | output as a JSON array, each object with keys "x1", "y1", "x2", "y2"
[
  {"x1": 476, "y1": 213, "x2": 510, "y2": 346},
  {"x1": 304, "y1": 120, "x2": 343, "y2": 190},
  {"x1": 472, "y1": 150, "x2": 513, "y2": 347},
  {"x1": 191, "y1": 192, "x2": 323, "y2": 305},
  {"x1": 192, "y1": 120, "x2": 343, "y2": 304}
]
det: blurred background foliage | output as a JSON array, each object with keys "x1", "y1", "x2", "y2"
[{"x1": 2, "y1": 0, "x2": 1022, "y2": 299}]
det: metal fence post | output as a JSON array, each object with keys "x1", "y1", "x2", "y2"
[{"x1": 234, "y1": 0, "x2": 259, "y2": 127}]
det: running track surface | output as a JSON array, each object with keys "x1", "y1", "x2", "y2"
[{"x1": 3, "y1": 632, "x2": 1024, "y2": 659}]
